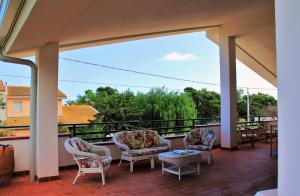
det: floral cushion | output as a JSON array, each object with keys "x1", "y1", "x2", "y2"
[
  {"x1": 131, "y1": 131, "x2": 145, "y2": 149},
  {"x1": 188, "y1": 128, "x2": 203, "y2": 145},
  {"x1": 143, "y1": 130, "x2": 161, "y2": 148},
  {"x1": 187, "y1": 144, "x2": 210, "y2": 151},
  {"x1": 117, "y1": 130, "x2": 161, "y2": 149},
  {"x1": 201, "y1": 130, "x2": 215, "y2": 146},
  {"x1": 70, "y1": 138, "x2": 90, "y2": 152},
  {"x1": 117, "y1": 131, "x2": 135, "y2": 149},
  {"x1": 80, "y1": 156, "x2": 112, "y2": 168},
  {"x1": 122, "y1": 145, "x2": 170, "y2": 157}
]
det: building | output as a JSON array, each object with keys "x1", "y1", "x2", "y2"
[{"x1": 0, "y1": 80, "x2": 98, "y2": 136}]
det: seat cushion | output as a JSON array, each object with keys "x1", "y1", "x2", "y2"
[
  {"x1": 131, "y1": 131, "x2": 146, "y2": 149},
  {"x1": 117, "y1": 131, "x2": 136, "y2": 149},
  {"x1": 154, "y1": 146, "x2": 171, "y2": 153},
  {"x1": 187, "y1": 144, "x2": 210, "y2": 151},
  {"x1": 144, "y1": 130, "x2": 161, "y2": 148},
  {"x1": 80, "y1": 155, "x2": 112, "y2": 168},
  {"x1": 122, "y1": 146, "x2": 170, "y2": 157}
]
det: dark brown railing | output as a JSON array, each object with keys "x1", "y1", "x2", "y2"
[{"x1": 0, "y1": 116, "x2": 277, "y2": 142}]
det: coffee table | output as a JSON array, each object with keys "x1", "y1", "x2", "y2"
[{"x1": 158, "y1": 150, "x2": 202, "y2": 180}]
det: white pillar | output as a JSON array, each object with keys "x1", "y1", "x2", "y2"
[
  {"x1": 219, "y1": 35, "x2": 238, "y2": 149},
  {"x1": 35, "y1": 42, "x2": 59, "y2": 179},
  {"x1": 275, "y1": 1, "x2": 300, "y2": 195}
]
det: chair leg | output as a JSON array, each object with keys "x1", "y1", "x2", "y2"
[
  {"x1": 208, "y1": 152, "x2": 213, "y2": 165},
  {"x1": 73, "y1": 170, "x2": 83, "y2": 185},
  {"x1": 119, "y1": 158, "x2": 123, "y2": 167},
  {"x1": 101, "y1": 171, "x2": 106, "y2": 186},
  {"x1": 150, "y1": 157, "x2": 155, "y2": 169},
  {"x1": 130, "y1": 160, "x2": 134, "y2": 172}
]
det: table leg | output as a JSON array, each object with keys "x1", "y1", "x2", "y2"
[
  {"x1": 162, "y1": 162, "x2": 164, "y2": 174},
  {"x1": 197, "y1": 163, "x2": 200, "y2": 175},
  {"x1": 178, "y1": 167, "x2": 181, "y2": 181}
]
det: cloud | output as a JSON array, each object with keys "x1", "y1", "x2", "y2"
[{"x1": 161, "y1": 52, "x2": 198, "y2": 62}]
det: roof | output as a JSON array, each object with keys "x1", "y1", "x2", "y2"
[
  {"x1": 59, "y1": 105, "x2": 98, "y2": 124},
  {"x1": 7, "y1": 86, "x2": 67, "y2": 98},
  {"x1": 0, "y1": 80, "x2": 5, "y2": 92},
  {"x1": 4, "y1": 105, "x2": 98, "y2": 126}
]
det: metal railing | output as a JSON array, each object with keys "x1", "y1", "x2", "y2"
[{"x1": 0, "y1": 116, "x2": 277, "y2": 142}]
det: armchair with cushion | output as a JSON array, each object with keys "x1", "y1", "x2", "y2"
[
  {"x1": 183, "y1": 128, "x2": 216, "y2": 165},
  {"x1": 64, "y1": 137, "x2": 112, "y2": 185},
  {"x1": 113, "y1": 130, "x2": 171, "y2": 172}
]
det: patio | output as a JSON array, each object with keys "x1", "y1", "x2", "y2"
[
  {"x1": 0, "y1": 142, "x2": 277, "y2": 196},
  {"x1": 1, "y1": 0, "x2": 300, "y2": 194}
]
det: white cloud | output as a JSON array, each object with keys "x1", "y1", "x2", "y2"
[{"x1": 161, "y1": 52, "x2": 198, "y2": 62}]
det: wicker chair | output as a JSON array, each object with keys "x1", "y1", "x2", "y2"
[
  {"x1": 64, "y1": 137, "x2": 112, "y2": 185},
  {"x1": 113, "y1": 130, "x2": 171, "y2": 172},
  {"x1": 183, "y1": 128, "x2": 216, "y2": 165}
]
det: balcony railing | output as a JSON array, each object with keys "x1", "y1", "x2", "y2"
[{"x1": 0, "y1": 116, "x2": 277, "y2": 142}]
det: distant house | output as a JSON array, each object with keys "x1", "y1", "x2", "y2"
[{"x1": 0, "y1": 80, "x2": 98, "y2": 136}]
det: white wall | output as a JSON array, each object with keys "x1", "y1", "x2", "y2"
[
  {"x1": 275, "y1": 0, "x2": 300, "y2": 194},
  {"x1": 1, "y1": 125, "x2": 221, "y2": 172}
]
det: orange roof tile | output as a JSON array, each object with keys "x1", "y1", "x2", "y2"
[
  {"x1": 4, "y1": 105, "x2": 98, "y2": 126},
  {"x1": 59, "y1": 105, "x2": 98, "y2": 124},
  {"x1": 7, "y1": 86, "x2": 67, "y2": 98},
  {"x1": 0, "y1": 80, "x2": 5, "y2": 92}
]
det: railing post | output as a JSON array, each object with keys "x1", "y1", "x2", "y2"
[
  {"x1": 192, "y1": 119, "x2": 195, "y2": 129},
  {"x1": 72, "y1": 124, "x2": 76, "y2": 137}
]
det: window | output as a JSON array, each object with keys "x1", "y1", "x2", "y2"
[{"x1": 13, "y1": 101, "x2": 22, "y2": 112}]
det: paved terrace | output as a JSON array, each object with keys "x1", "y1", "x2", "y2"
[{"x1": 0, "y1": 142, "x2": 276, "y2": 196}]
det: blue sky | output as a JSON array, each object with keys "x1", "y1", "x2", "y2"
[{"x1": 0, "y1": 32, "x2": 277, "y2": 101}]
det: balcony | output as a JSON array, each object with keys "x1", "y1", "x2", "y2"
[
  {"x1": 0, "y1": 142, "x2": 276, "y2": 195},
  {"x1": 0, "y1": 119, "x2": 277, "y2": 195}
]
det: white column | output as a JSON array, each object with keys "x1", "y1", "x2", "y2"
[
  {"x1": 219, "y1": 35, "x2": 238, "y2": 149},
  {"x1": 35, "y1": 42, "x2": 59, "y2": 179},
  {"x1": 275, "y1": 0, "x2": 300, "y2": 195}
]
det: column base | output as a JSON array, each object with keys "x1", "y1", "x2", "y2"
[
  {"x1": 220, "y1": 147, "x2": 238, "y2": 151},
  {"x1": 35, "y1": 175, "x2": 60, "y2": 183}
]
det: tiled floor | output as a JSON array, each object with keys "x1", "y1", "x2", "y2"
[{"x1": 0, "y1": 142, "x2": 277, "y2": 196}]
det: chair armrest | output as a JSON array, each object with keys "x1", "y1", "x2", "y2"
[
  {"x1": 72, "y1": 150, "x2": 99, "y2": 159},
  {"x1": 159, "y1": 136, "x2": 171, "y2": 149},
  {"x1": 112, "y1": 135, "x2": 131, "y2": 152},
  {"x1": 183, "y1": 134, "x2": 190, "y2": 149},
  {"x1": 209, "y1": 138, "x2": 216, "y2": 151},
  {"x1": 90, "y1": 144, "x2": 111, "y2": 156}
]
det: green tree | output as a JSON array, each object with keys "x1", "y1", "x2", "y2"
[
  {"x1": 247, "y1": 92, "x2": 277, "y2": 117},
  {"x1": 184, "y1": 87, "x2": 220, "y2": 119}
]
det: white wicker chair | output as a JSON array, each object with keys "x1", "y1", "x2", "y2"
[
  {"x1": 64, "y1": 137, "x2": 112, "y2": 185},
  {"x1": 183, "y1": 128, "x2": 216, "y2": 165}
]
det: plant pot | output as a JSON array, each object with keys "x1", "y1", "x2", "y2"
[{"x1": 0, "y1": 144, "x2": 14, "y2": 186}]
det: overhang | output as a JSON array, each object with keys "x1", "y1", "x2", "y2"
[{"x1": 0, "y1": 0, "x2": 276, "y2": 85}]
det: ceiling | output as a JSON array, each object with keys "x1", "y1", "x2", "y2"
[{"x1": 1, "y1": 0, "x2": 276, "y2": 85}]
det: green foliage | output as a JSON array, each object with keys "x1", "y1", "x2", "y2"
[
  {"x1": 58, "y1": 121, "x2": 70, "y2": 134},
  {"x1": 246, "y1": 92, "x2": 277, "y2": 116},
  {"x1": 134, "y1": 87, "x2": 197, "y2": 128},
  {"x1": 184, "y1": 87, "x2": 277, "y2": 119},
  {"x1": 184, "y1": 87, "x2": 220, "y2": 119},
  {"x1": 72, "y1": 87, "x2": 197, "y2": 131},
  {"x1": 0, "y1": 98, "x2": 5, "y2": 108},
  {"x1": 72, "y1": 86, "x2": 277, "y2": 128},
  {"x1": 0, "y1": 129, "x2": 14, "y2": 137}
]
